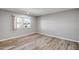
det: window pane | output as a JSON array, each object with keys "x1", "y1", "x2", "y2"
[
  {"x1": 23, "y1": 18, "x2": 31, "y2": 28},
  {"x1": 17, "y1": 17, "x2": 23, "y2": 23},
  {"x1": 15, "y1": 16, "x2": 31, "y2": 29},
  {"x1": 24, "y1": 18, "x2": 31, "y2": 23},
  {"x1": 27, "y1": 24, "x2": 31, "y2": 28},
  {"x1": 17, "y1": 24, "x2": 22, "y2": 28}
]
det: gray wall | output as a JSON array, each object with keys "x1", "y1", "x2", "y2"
[
  {"x1": 0, "y1": 10, "x2": 37, "y2": 40},
  {"x1": 0, "y1": 9, "x2": 79, "y2": 41},
  {"x1": 37, "y1": 9, "x2": 79, "y2": 41}
]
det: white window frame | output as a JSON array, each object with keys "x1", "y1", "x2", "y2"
[{"x1": 12, "y1": 15, "x2": 32, "y2": 30}]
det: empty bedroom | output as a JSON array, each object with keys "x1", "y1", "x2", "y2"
[{"x1": 0, "y1": 8, "x2": 79, "y2": 50}]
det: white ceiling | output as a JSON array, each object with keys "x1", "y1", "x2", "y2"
[{"x1": 0, "y1": 8, "x2": 74, "y2": 16}]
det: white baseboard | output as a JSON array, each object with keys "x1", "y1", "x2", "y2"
[
  {"x1": 1, "y1": 32, "x2": 79, "y2": 43},
  {"x1": 37, "y1": 32, "x2": 79, "y2": 43},
  {"x1": 0, "y1": 32, "x2": 37, "y2": 41}
]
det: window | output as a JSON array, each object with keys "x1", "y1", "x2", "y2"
[{"x1": 13, "y1": 15, "x2": 31, "y2": 30}]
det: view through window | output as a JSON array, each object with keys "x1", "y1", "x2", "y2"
[{"x1": 13, "y1": 16, "x2": 31, "y2": 30}]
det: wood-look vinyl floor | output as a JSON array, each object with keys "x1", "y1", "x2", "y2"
[{"x1": 0, "y1": 33, "x2": 79, "y2": 50}]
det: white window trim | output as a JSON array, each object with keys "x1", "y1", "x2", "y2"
[{"x1": 12, "y1": 15, "x2": 32, "y2": 30}]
